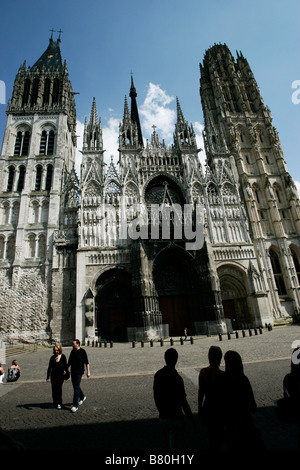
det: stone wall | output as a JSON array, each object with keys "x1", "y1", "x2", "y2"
[{"x1": 0, "y1": 268, "x2": 49, "y2": 342}]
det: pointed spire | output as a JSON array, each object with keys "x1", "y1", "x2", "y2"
[
  {"x1": 129, "y1": 76, "x2": 143, "y2": 146},
  {"x1": 123, "y1": 96, "x2": 130, "y2": 121},
  {"x1": 176, "y1": 97, "x2": 185, "y2": 124},
  {"x1": 32, "y1": 37, "x2": 63, "y2": 71},
  {"x1": 90, "y1": 97, "x2": 98, "y2": 125}
]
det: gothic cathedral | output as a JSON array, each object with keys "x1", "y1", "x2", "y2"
[{"x1": 1, "y1": 38, "x2": 300, "y2": 345}]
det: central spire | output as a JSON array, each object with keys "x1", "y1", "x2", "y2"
[{"x1": 129, "y1": 76, "x2": 143, "y2": 147}]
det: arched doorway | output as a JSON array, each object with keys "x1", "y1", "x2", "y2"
[
  {"x1": 95, "y1": 269, "x2": 133, "y2": 342},
  {"x1": 153, "y1": 247, "x2": 201, "y2": 336},
  {"x1": 218, "y1": 265, "x2": 251, "y2": 329}
]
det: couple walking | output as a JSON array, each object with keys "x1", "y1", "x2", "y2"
[
  {"x1": 46, "y1": 339, "x2": 90, "y2": 412},
  {"x1": 198, "y1": 345, "x2": 262, "y2": 450}
]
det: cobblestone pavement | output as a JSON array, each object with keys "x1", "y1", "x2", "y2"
[{"x1": 1, "y1": 324, "x2": 300, "y2": 453}]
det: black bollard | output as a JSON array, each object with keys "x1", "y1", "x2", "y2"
[
  {"x1": 218, "y1": 333, "x2": 222, "y2": 341},
  {"x1": 227, "y1": 332, "x2": 231, "y2": 340},
  {"x1": 235, "y1": 331, "x2": 239, "y2": 339},
  {"x1": 180, "y1": 337, "x2": 184, "y2": 345},
  {"x1": 259, "y1": 327, "x2": 263, "y2": 334},
  {"x1": 150, "y1": 339, "x2": 153, "y2": 347},
  {"x1": 242, "y1": 330, "x2": 245, "y2": 337},
  {"x1": 170, "y1": 338, "x2": 174, "y2": 346},
  {"x1": 110, "y1": 341, "x2": 113, "y2": 348},
  {"x1": 254, "y1": 328, "x2": 258, "y2": 335},
  {"x1": 132, "y1": 341, "x2": 135, "y2": 348},
  {"x1": 160, "y1": 338, "x2": 164, "y2": 347},
  {"x1": 190, "y1": 337, "x2": 194, "y2": 344}
]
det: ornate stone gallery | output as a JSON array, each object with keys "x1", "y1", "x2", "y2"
[{"x1": 1, "y1": 38, "x2": 300, "y2": 344}]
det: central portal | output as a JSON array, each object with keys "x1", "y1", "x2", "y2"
[
  {"x1": 95, "y1": 269, "x2": 133, "y2": 342},
  {"x1": 153, "y1": 247, "x2": 202, "y2": 337}
]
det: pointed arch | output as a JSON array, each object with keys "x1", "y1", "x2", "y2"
[{"x1": 269, "y1": 247, "x2": 287, "y2": 296}]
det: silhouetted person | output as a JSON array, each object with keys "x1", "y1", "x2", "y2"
[
  {"x1": 198, "y1": 346, "x2": 225, "y2": 449},
  {"x1": 153, "y1": 348, "x2": 196, "y2": 450},
  {"x1": 223, "y1": 350, "x2": 262, "y2": 449},
  {"x1": 283, "y1": 347, "x2": 300, "y2": 444},
  {"x1": 283, "y1": 347, "x2": 300, "y2": 403}
]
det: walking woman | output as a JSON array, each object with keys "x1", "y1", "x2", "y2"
[{"x1": 46, "y1": 344, "x2": 68, "y2": 409}]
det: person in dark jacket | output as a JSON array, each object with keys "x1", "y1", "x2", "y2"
[
  {"x1": 46, "y1": 344, "x2": 67, "y2": 409},
  {"x1": 223, "y1": 350, "x2": 263, "y2": 449},
  {"x1": 198, "y1": 346, "x2": 225, "y2": 449},
  {"x1": 153, "y1": 348, "x2": 196, "y2": 450},
  {"x1": 67, "y1": 339, "x2": 90, "y2": 413}
]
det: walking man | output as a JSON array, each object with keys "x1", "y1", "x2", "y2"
[
  {"x1": 68, "y1": 339, "x2": 90, "y2": 413},
  {"x1": 153, "y1": 348, "x2": 196, "y2": 450}
]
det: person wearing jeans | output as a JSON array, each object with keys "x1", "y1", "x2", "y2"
[{"x1": 67, "y1": 339, "x2": 90, "y2": 413}]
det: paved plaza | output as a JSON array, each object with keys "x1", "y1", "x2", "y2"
[{"x1": 1, "y1": 324, "x2": 300, "y2": 454}]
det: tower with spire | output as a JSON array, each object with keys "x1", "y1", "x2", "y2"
[{"x1": 0, "y1": 33, "x2": 78, "y2": 343}]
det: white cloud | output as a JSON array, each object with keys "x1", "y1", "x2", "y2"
[
  {"x1": 75, "y1": 120, "x2": 84, "y2": 176},
  {"x1": 102, "y1": 116, "x2": 120, "y2": 166},
  {"x1": 140, "y1": 83, "x2": 176, "y2": 142},
  {"x1": 294, "y1": 180, "x2": 300, "y2": 196},
  {"x1": 74, "y1": 83, "x2": 207, "y2": 173},
  {"x1": 194, "y1": 121, "x2": 206, "y2": 167}
]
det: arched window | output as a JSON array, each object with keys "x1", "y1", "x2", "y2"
[
  {"x1": 14, "y1": 132, "x2": 22, "y2": 156},
  {"x1": 52, "y1": 78, "x2": 60, "y2": 104},
  {"x1": 39, "y1": 131, "x2": 47, "y2": 155},
  {"x1": 22, "y1": 79, "x2": 31, "y2": 106},
  {"x1": 269, "y1": 249, "x2": 287, "y2": 295},
  {"x1": 47, "y1": 130, "x2": 55, "y2": 155},
  {"x1": 28, "y1": 234, "x2": 36, "y2": 258},
  {"x1": 17, "y1": 165, "x2": 26, "y2": 192},
  {"x1": 6, "y1": 235, "x2": 15, "y2": 261},
  {"x1": 35, "y1": 165, "x2": 43, "y2": 190},
  {"x1": 39, "y1": 129, "x2": 55, "y2": 155},
  {"x1": 43, "y1": 78, "x2": 51, "y2": 105},
  {"x1": 38, "y1": 234, "x2": 46, "y2": 258},
  {"x1": 0, "y1": 235, "x2": 4, "y2": 259},
  {"x1": 7, "y1": 166, "x2": 15, "y2": 191},
  {"x1": 291, "y1": 248, "x2": 300, "y2": 284},
  {"x1": 45, "y1": 165, "x2": 53, "y2": 191},
  {"x1": 14, "y1": 130, "x2": 31, "y2": 156},
  {"x1": 22, "y1": 131, "x2": 30, "y2": 155},
  {"x1": 30, "y1": 78, "x2": 39, "y2": 106}
]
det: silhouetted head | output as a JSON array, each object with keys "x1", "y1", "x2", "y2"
[
  {"x1": 208, "y1": 346, "x2": 222, "y2": 367},
  {"x1": 291, "y1": 347, "x2": 300, "y2": 376},
  {"x1": 165, "y1": 348, "x2": 178, "y2": 367},
  {"x1": 224, "y1": 350, "x2": 244, "y2": 376}
]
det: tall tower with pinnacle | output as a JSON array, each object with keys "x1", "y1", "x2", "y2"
[
  {"x1": 200, "y1": 44, "x2": 300, "y2": 323},
  {"x1": 0, "y1": 33, "x2": 77, "y2": 343}
]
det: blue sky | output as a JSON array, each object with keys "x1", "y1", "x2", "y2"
[{"x1": 0, "y1": 0, "x2": 300, "y2": 184}]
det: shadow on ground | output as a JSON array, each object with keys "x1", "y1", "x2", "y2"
[{"x1": 2, "y1": 407, "x2": 300, "y2": 452}]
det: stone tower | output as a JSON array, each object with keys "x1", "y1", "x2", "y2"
[
  {"x1": 200, "y1": 44, "x2": 300, "y2": 324},
  {"x1": 0, "y1": 34, "x2": 77, "y2": 342}
]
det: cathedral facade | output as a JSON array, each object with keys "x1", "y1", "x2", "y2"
[{"x1": 1, "y1": 37, "x2": 300, "y2": 345}]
